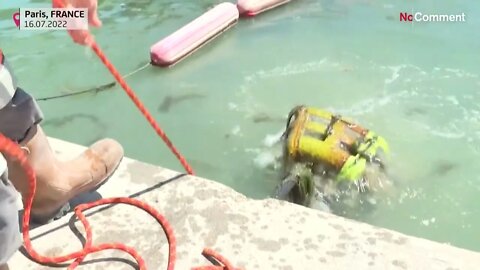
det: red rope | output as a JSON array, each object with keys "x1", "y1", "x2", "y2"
[
  {"x1": 6, "y1": 1, "x2": 240, "y2": 269},
  {"x1": 89, "y1": 43, "x2": 194, "y2": 175}
]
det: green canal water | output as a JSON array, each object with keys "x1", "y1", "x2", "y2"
[{"x1": 1, "y1": 0, "x2": 479, "y2": 252}]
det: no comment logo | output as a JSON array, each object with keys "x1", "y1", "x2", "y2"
[{"x1": 399, "y1": 12, "x2": 466, "y2": 22}]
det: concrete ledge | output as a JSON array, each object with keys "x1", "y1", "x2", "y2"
[{"x1": 9, "y1": 138, "x2": 480, "y2": 269}]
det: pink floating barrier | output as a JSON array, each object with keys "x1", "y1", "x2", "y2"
[
  {"x1": 150, "y1": 2, "x2": 239, "y2": 67},
  {"x1": 237, "y1": 0, "x2": 291, "y2": 17}
]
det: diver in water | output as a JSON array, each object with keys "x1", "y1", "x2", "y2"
[{"x1": 273, "y1": 105, "x2": 391, "y2": 213}]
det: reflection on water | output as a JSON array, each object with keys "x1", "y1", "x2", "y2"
[{"x1": 1, "y1": 0, "x2": 479, "y2": 252}]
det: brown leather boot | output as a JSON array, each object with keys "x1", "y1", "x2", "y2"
[{"x1": 6, "y1": 125, "x2": 123, "y2": 223}]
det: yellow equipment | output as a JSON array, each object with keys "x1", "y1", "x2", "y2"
[{"x1": 284, "y1": 106, "x2": 389, "y2": 182}]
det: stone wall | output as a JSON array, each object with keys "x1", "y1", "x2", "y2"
[{"x1": 9, "y1": 138, "x2": 480, "y2": 269}]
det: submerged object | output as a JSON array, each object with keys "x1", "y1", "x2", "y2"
[
  {"x1": 150, "y1": 2, "x2": 239, "y2": 67},
  {"x1": 237, "y1": 0, "x2": 291, "y2": 17},
  {"x1": 283, "y1": 106, "x2": 389, "y2": 182}
]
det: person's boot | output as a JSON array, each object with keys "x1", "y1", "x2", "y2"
[{"x1": 6, "y1": 125, "x2": 123, "y2": 223}]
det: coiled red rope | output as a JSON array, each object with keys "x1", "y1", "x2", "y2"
[
  {"x1": 0, "y1": 134, "x2": 235, "y2": 269},
  {"x1": 3, "y1": 1, "x2": 240, "y2": 269}
]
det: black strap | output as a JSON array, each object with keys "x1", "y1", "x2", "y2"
[
  {"x1": 283, "y1": 106, "x2": 304, "y2": 139},
  {"x1": 322, "y1": 114, "x2": 341, "y2": 140}
]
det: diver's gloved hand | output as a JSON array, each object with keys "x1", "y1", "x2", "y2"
[{"x1": 52, "y1": 0, "x2": 102, "y2": 46}]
